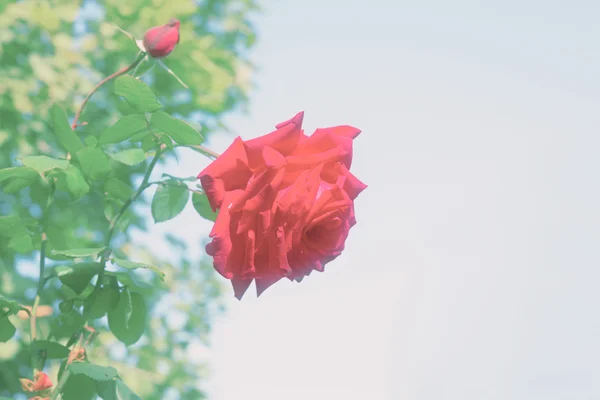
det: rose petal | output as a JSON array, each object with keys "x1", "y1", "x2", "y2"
[
  {"x1": 198, "y1": 137, "x2": 251, "y2": 210},
  {"x1": 232, "y1": 278, "x2": 253, "y2": 300},
  {"x1": 244, "y1": 112, "x2": 305, "y2": 168}
]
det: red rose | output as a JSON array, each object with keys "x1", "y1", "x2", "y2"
[
  {"x1": 197, "y1": 112, "x2": 367, "y2": 299},
  {"x1": 143, "y1": 18, "x2": 180, "y2": 58}
]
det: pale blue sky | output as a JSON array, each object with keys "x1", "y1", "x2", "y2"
[{"x1": 149, "y1": 1, "x2": 600, "y2": 399}]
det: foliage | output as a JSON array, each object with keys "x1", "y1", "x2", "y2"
[{"x1": 0, "y1": 0, "x2": 259, "y2": 398}]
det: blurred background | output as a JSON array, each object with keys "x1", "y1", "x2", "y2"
[{"x1": 2, "y1": 0, "x2": 600, "y2": 399}]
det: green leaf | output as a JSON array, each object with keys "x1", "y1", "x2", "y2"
[
  {"x1": 114, "y1": 76, "x2": 162, "y2": 113},
  {"x1": 150, "y1": 111, "x2": 204, "y2": 145},
  {"x1": 8, "y1": 232, "x2": 34, "y2": 253},
  {"x1": 121, "y1": 289, "x2": 133, "y2": 328},
  {"x1": 98, "y1": 114, "x2": 147, "y2": 145},
  {"x1": 62, "y1": 373, "x2": 97, "y2": 400},
  {"x1": 0, "y1": 296, "x2": 29, "y2": 315},
  {"x1": 0, "y1": 215, "x2": 26, "y2": 238},
  {"x1": 84, "y1": 136, "x2": 98, "y2": 147},
  {"x1": 0, "y1": 167, "x2": 39, "y2": 193},
  {"x1": 21, "y1": 155, "x2": 69, "y2": 174},
  {"x1": 128, "y1": 130, "x2": 150, "y2": 142},
  {"x1": 30, "y1": 339, "x2": 70, "y2": 359},
  {"x1": 111, "y1": 258, "x2": 165, "y2": 281},
  {"x1": 58, "y1": 262, "x2": 100, "y2": 294},
  {"x1": 0, "y1": 166, "x2": 39, "y2": 183},
  {"x1": 97, "y1": 379, "x2": 142, "y2": 400},
  {"x1": 84, "y1": 285, "x2": 120, "y2": 320},
  {"x1": 0, "y1": 316, "x2": 16, "y2": 342},
  {"x1": 151, "y1": 183, "x2": 189, "y2": 223},
  {"x1": 49, "y1": 310, "x2": 84, "y2": 338},
  {"x1": 59, "y1": 300, "x2": 74, "y2": 313},
  {"x1": 104, "y1": 178, "x2": 133, "y2": 202},
  {"x1": 62, "y1": 166, "x2": 90, "y2": 199},
  {"x1": 3, "y1": 177, "x2": 34, "y2": 193},
  {"x1": 110, "y1": 148, "x2": 146, "y2": 165},
  {"x1": 51, "y1": 248, "x2": 105, "y2": 258},
  {"x1": 107, "y1": 289, "x2": 147, "y2": 346},
  {"x1": 141, "y1": 134, "x2": 157, "y2": 151},
  {"x1": 104, "y1": 271, "x2": 154, "y2": 294},
  {"x1": 75, "y1": 147, "x2": 112, "y2": 180},
  {"x1": 115, "y1": 380, "x2": 142, "y2": 400},
  {"x1": 157, "y1": 133, "x2": 174, "y2": 151},
  {"x1": 51, "y1": 104, "x2": 83, "y2": 154},
  {"x1": 97, "y1": 380, "x2": 118, "y2": 400},
  {"x1": 68, "y1": 362, "x2": 119, "y2": 382},
  {"x1": 192, "y1": 191, "x2": 218, "y2": 222}
]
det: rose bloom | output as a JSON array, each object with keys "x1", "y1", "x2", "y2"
[
  {"x1": 198, "y1": 112, "x2": 366, "y2": 299},
  {"x1": 142, "y1": 18, "x2": 180, "y2": 58}
]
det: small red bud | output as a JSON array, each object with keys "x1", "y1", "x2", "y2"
[
  {"x1": 143, "y1": 18, "x2": 180, "y2": 58},
  {"x1": 32, "y1": 371, "x2": 53, "y2": 392}
]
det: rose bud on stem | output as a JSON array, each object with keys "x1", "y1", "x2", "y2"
[{"x1": 143, "y1": 18, "x2": 181, "y2": 58}]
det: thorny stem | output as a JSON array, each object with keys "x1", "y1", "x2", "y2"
[{"x1": 71, "y1": 52, "x2": 146, "y2": 130}]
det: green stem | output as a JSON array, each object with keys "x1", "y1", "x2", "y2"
[
  {"x1": 71, "y1": 52, "x2": 145, "y2": 130},
  {"x1": 187, "y1": 144, "x2": 220, "y2": 159},
  {"x1": 94, "y1": 148, "x2": 163, "y2": 288},
  {"x1": 31, "y1": 183, "x2": 54, "y2": 372},
  {"x1": 49, "y1": 369, "x2": 70, "y2": 400},
  {"x1": 31, "y1": 231, "x2": 50, "y2": 342}
]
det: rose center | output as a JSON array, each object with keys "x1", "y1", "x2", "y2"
[{"x1": 304, "y1": 216, "x2": 343, "y2": 245}]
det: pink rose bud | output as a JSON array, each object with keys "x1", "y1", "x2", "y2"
[{"x1": 143, "y1": 18, "x2": 180, "y2": 58}]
